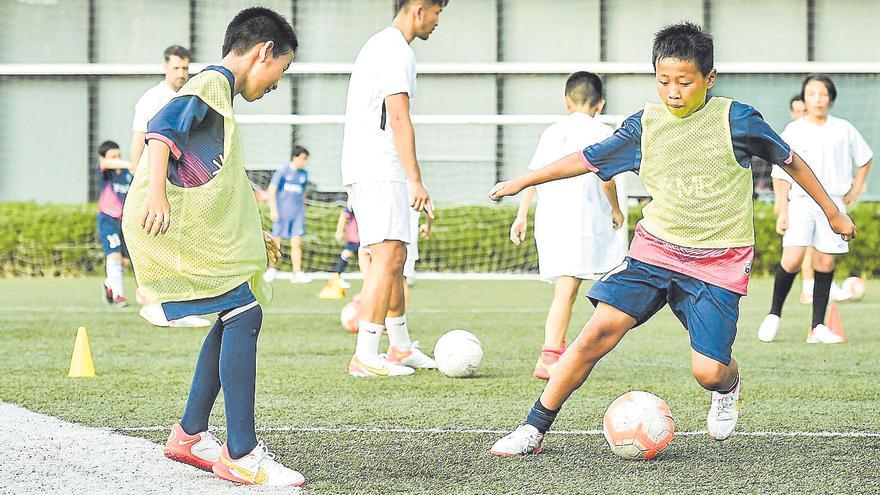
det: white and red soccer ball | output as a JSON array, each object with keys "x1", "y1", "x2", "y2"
[
  {"x1": 340, "y1": 300, "x2": 360, "y2": 333},
  {"x1": 603, "y1": 391, "x2": 675, "y2": 460},
  {"x1": 842, "y1": 276, "x2": 867, "y2": 301}
]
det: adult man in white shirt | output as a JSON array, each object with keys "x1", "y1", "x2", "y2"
[
  {"x1": 341, "y1": 0, "x2": 447, "y2": 377},
  {"x1": 130, "y1": 45, "x2": 191, "y2": 172}
]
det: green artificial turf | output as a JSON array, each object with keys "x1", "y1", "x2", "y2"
[{"x1": 1, "y1": 277, "x2": 878, "y2": 494}]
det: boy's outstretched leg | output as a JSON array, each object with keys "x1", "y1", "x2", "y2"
[
  {"x1": 210, "y1": 303, "x2": 305, "y2": 486},
  {"x1": 164, "y1": 318, "x2": 224, "y2": 471},
  {"x1": 534, "y1": 276, "x2": 582, "y2": 380},
  {"x1": 491, "y1": 304, "x2": 635, "y2": 456},
  {"x1": 692, "y1": 351, "x2": 740, "y2": 441}
]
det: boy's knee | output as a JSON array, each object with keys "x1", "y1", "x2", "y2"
[{"x1": 692, "y1": 361, "x2": 727, "y2": 390}]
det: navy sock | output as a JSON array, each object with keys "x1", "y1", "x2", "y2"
[
  {"x1": 717, "y1": 373, "x2": 740, "y2": 395},
  {"x1": 812, "y1": 269, "x2": 834, "y2": 328},
  {"x1": 769, "y1": 264, "x2": 797, "y2": 317},
  {"x1": 180, "y1": 318, "x2": 223, "y2": 436},
  {"x1": 334, "y1": 256, "x2": 349, "y2": 274},
  {"x1": 525, "y1": 399, "x2": 560, "y2": 434},
  {"x1": 219, "y1": 303, "x2": 262, "y2": 459}
]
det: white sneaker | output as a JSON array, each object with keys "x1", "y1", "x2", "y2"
[
  {"x1": 831, "y1": 283, "x2": 851, "y2": 302},
  {"x1": 490, "y1": 424, "x2": 544, "y2": 456},
  {"x1": 386, "y1": 341, "x2": 437, "y2": 369},
  {"x1": 213, "y1": 441, "x2": 304, "y2": 487},
  {"x1": 757, "y1": 314, "x2": 780, "y2": 342},
  {"x1": 291, "y1": 271, "x2": 312, "y2": 284},
  {"x1": 807, "y1": 324, "x2": 844, "y2": 344},
  {"x1": 262, "y1": 268, "x2": 278, "y2": 283},
  {"x1": 348, "y1": 355, "x2": 415, "y2": 377},
  {"x1": 337, "y1": 277, "x2": 352, "y2": 289},
  {"x1": 707, "y1": 378, "x2": 740, "y2": 441}
]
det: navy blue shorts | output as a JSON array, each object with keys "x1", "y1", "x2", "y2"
[
  {"x1": 96, "y1": 212, "x2": 129, "y2": 258},
  {"x1": 272, "y1": 212, "x2": 305, "y2": 239},
  {"x1": 587, "y1": 257, "x2": 741, "y2": 365},
  {"x1": 344, "y1": 241, "x2": 359, "y2": 252},
  {"x1": 162, "y1": 283, "x2": 256, "y2": 320}
]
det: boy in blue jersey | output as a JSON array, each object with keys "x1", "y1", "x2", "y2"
[
  {"x1": 122, "y1": 7, "x2": 304, "y2": 487},
  {"x1": 96, "y1": 140, "x2": 133, "y2": 307},
  {"x1": 488, "y1": 23, "x2": 856, "y2": 456},
  {"x1": 265, "y1": 145, "x2": 310, "y2": 284}
]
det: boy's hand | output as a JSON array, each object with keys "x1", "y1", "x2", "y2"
[
  {"x1": 335, "y1": 230, "x2": 345, "y2": 243},
  {"x1": 142, "y1": 191, "x2": 171, "y2": 236},
  {"x1": 409, "y1": 180, "x2": 434, "y2": 220},
  {"x1": 270, "y1": 210, "x2": 279, "y2": 222},
  {"x1": 842, "y1": 186, "x2": 860, "y2": 205},
  {"x1": 829, "y1": 211, "x2": 857, "y2": 241},
  {"x1": 420, "y1": 222, "x2": 431, "y2": 240},
  {"x1": 489, "y1": 180, "x2": 523, "y2": 202},
  {"x1": 509, "y1": 216, "x2": 527, "y2": 246},
  {"x1": 264, "y1": 231, "x2": 280, "y2": 265},
  {"x1": 775, "y1": 214, "x2": 789, "y2": 235},
  {"x1": 612, "y1": 209, "x2": 625, "y2": 230}
]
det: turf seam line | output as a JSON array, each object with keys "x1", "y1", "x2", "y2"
[{"x1": 111, "y1": 426, "x2": 880, "y2": 438}]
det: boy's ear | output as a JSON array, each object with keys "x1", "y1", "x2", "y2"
[
  {"x1": 259, "y1": 40, "x2": 275, "y2": 62},
  {"x1": 705, "y1": 68, "x2": 717, "y2": 90},
  {"x1": 595, "y1": 98, "x2": 606, "y2": 114}
]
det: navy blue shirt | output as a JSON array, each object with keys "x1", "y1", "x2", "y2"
[
  {"x1": 270, "y1": 164, "x2": 308, "y2": 218},
  {"x1": 145, "y1": 66, "x2": 235, "y2": 188}
]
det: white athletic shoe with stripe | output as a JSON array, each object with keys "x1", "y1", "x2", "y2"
[{"x1": 490, "y1": 424, "x2": 544, "y2": 456}]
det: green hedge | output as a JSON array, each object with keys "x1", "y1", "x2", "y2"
[{"x1": 2, "y1": 201, "x2": 879, "y2": 277}]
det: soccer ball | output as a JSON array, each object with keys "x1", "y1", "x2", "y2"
[
  {"x1": 433, "y1": 329, "x2": 483, "y2": 378},
  {"x1": 603, "y1": 391, "x2": 675, "y2": 460},
  {"x1": 842, "y1": 276, "x2": 867, "y2": 301},
  {"x1": 340, "y1": 302, "x2": 359, "y2": 333}
]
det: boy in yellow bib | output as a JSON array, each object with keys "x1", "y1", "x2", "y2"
[
  {"x1": 122, "y1": 7, "x2": 304, "y2": 487},
  {"x1": 488, "y1": 23, "x2": 856, "y2": 456}
]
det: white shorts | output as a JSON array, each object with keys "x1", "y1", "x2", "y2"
[
  {"x1": 782, "y1": 196, "x2": 849, "y2": 254},
  {"x1": 346, "y1": 181, "x2": 411, "y2": 247}
]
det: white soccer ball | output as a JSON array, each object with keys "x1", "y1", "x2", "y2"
[
  {"x1": 842, "y1": 276, "x2": 867, "y2": 301},
  {"x1": 433, "y1": 329, "x2": 483, "y2": 378},
  {"x1": 340, "y1": 302, "x2": 359, "y2": 333},
  {"x1": 603, "y1": 391, "x2": 675, "y2": 460}
]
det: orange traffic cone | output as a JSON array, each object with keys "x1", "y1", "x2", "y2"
[
  {"x1": 827, "y1": 303, "x2": 845, "y2": 342},
  {"x1": 68, "y1": 326, "x2": 96, "y2": 377}
]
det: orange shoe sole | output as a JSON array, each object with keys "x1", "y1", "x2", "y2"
[{"x1": 163, "y1": 447, "x2": 215, "y2": 472}]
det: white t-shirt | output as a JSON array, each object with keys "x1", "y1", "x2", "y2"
[
  {"x1": 131, "y1": 81, "x2": 178, "y2": 132},
  {"x1": 771, "y1": 115, "x2": 873, "y2": 199},
  {"x1": 341, "y1": 26, "x2": 417, "y2": 186},
  {"x1": 528, "y1": 113, "x2": 625, "y2": 281}
]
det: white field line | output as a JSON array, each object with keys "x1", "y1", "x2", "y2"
[
  {"x1": 0, "y1": 306, "x2": 551, "y2": 314},
  {"x1": 112, "y1": 425, "x2": 880, "y2": 438}
]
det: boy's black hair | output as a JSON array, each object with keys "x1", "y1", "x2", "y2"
[
  {"x1": 291, "y1": 145, "x2": 309, "y2": 159},
  {"x1": 790, "y1": 94, "x2": 804, "y2": 107},
  {"x1": 164, "y1": 45, "x2": 191, "y2": 61},
  {"x1": 565, "y1": 71, "x2": 603, "y2": 107},
  {"x1": 652, "y1": 22, "x2": 714, "y2": 76},
  {"x1": 801, "y1": 74, "x2": 837, "y2": 102},
  {"x1": 397, "y1": 0, "x2": 449, "y2": 12},
  {"x1": 222, "y1": 7, "x2": 298, "y2": 58},
  {"x1": 98, "y1": 140, "x2": 120, "y2": 157}
]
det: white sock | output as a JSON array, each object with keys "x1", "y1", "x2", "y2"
[
  {"x1": 385, "y1": 315, "x2": 412, "y2": 350},
  {"x1": 106, "y1": 258, "x2": 123, "y2": 297},
  {"x1": 802, "y1": 279, "x2": 814, "y2": 294},
  {"x1": 355, "y1": 320, "x2": 384, "y2": 363}
]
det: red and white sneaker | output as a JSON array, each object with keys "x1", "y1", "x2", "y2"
[
  {"x1": 348, "y1": 355, "x2": 414, "y2": 377},
  {"x1": 386, "y1": 341, "x2": 436, "y2": 369},
  {"x1": 212, "y1": 442, "x2": 305, "y2": 487},
  {"x1": 101, "y1": 281, "x2": 114, "y2": 304},
  {"x1": 490, "y1": 424, "x2": 545, "y2": 456},
  {"x1": 111, "y1": 295, "x2": 128, "y2": 308},
  {"x1": 163, "y1": 423, "x2": 222, "y2": 471},
  {"x1": 533, "y1": 345, "x2": 565, "y2": 380}
]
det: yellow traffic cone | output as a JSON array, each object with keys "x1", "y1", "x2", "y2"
[
  {"x1": 319, "y1": 274, "x2": 346, "y2": 300},
  {"x1": 68, "y1": 326, "x2": 96, "y2": 377}
]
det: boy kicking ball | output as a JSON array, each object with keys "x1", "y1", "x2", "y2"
[
  {"x1": 487, "y1": 23, "x2": 856, "y2": 455},
  {"x1": 122, "y1": 7, "x2": 304, "y2": 486},
  {"x1": 508, "y1": 71, "x2": 625, "y2": 380}
]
